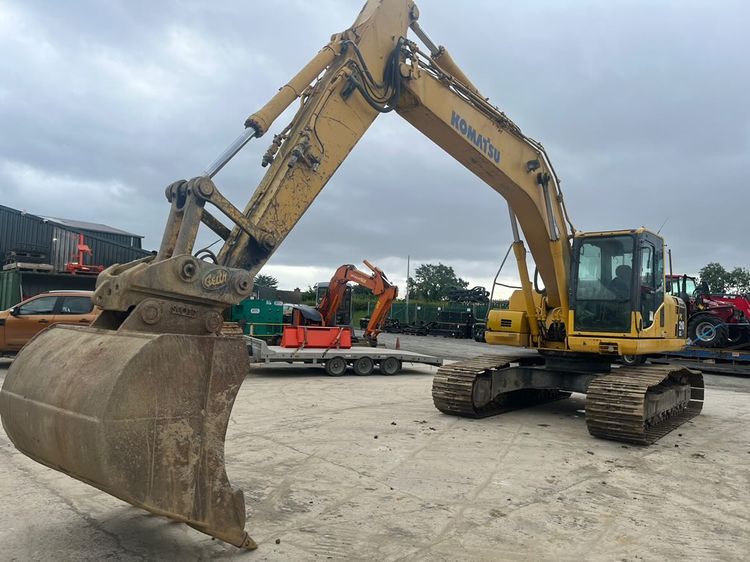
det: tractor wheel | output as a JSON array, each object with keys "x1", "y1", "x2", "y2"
[
  {"x1": 353, "y1": 356, "x2": 375, "y2": 376},
  {"x1": 324, "y1": 356, "x2": 348, "y2": 376},
  {"x1": 688, "y1": 315, "x2": 728, "y2": 348}
]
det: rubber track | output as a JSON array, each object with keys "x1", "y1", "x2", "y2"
[
  {"x1": 432, "y1": 354, "x2": 569, "y2": 418},
  {"x1": 585, "y1": 364, "x2": 704, "y2": 445}
]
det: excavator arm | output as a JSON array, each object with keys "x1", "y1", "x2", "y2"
[
  {"x1": 318, "y1": 260, "x2": 398, "y2": 345},
  {"x1": 76, "y1": 0, "x2": 570, "y2": 343}
]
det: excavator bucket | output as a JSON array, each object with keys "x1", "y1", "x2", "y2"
[{"x1": 0, "y1": 324, "x2": 255, "y2": 549}]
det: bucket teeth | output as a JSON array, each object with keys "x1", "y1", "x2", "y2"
[{"x1": 0, "y1": 324, "x2": 254, "y2": 548}]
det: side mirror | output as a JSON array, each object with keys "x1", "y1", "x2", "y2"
[{"x1": 9, "y1": 307, "x2": 18, "y2": 316}]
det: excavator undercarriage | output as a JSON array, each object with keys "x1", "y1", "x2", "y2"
[{"x1": 433, "y1": 354, "x2": 704, "y2": 445}]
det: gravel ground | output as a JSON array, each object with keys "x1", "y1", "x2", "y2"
[{"x1": 0, "y1": 336, "x2": 748, "y2": 561}]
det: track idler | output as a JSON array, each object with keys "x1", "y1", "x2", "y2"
[{"x1": 0, "y1": 324, "x2": 255, "y2": 548}]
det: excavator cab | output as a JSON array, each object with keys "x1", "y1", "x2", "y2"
[{"x1": 568, "y1": 229, "x2": 686, "y2": 355}]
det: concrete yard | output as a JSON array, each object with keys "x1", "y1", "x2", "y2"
[{"x1": 1, "y1": 336, "x2": 749, "y2": 561}]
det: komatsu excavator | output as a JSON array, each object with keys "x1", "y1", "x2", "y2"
[
  {"x1": 318, "y1": 260, "x2": 398, "y2": 345},
  {"x1": 0, "y1": 0, "x2": 703, "y2": 551}
]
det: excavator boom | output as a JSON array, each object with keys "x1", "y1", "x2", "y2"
[{"x1": 0, "y1": 0, "x2": 701, "y2": 551}]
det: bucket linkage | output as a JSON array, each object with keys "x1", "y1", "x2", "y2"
[{"x1": 1, "y1": 174, "x2": 268, "y2": 548}]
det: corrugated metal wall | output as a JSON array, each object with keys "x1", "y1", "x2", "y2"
[
  {"x1": 0, "y1": 271, "x2": 22, "y2": 310},
  {"x1": 51, "y1": 227, "x2": 151, "y2": 271},
  {"x1": 0, "y1": 270, "x2": 98, "y2": 310},
  {"x1": 1, "y1": 204, "x2": 150, "y2": 271},
  {"x1": 76, "y1": 228, "x2": 142, "y2": 249},
  {"x1": 84, "y1": 233, "x2": 152, "y2": 268},
  {"x1": 51, "y1": 227, "x2": 79, "y2": 271},
  {"x1": 18, "y1": 272, "x2": 97, "y2": 302},
  {"x1": 0, "y1": 205, "x2": 53, "y2": 259}
]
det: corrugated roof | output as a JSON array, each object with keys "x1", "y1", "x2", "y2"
[{"x1": 40, "y1": 216, "x2": 143, "y2": 238}]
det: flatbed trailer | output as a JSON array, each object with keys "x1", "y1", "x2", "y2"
[
  {"x1": 244, "y1": 336, "x2": 443, "y2": 376},
  {"x1": 651, "y1": 346, "x2": 750, "y2": 376}
]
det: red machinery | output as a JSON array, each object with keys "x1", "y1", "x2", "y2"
[
  {"x1": 668, "y1": 274, "x2": 750, "y2": 348},
  {"x1": 317, "y1": 260, "x2": 398, "y2": 346},
  {"x1": 280, "y1": 260, "x2": 398, "y2": 348},
  {"x1": 65, "y1": 234, "x2": 104, "y2": 275}
]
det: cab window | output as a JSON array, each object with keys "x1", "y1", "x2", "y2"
[
  {"x1": 638, "y1": 242, "x2": 664, "y2": 329},
  {"x1": 640, "y1": 244, "x2": 655, "y2": 327},
  {"x1": 573, "y1": 235, "x2": 634, "y2": 332},
  {"x1": 17, "y1": 296, "x2": 58, "y2": 315},
  {"x1": 666, "y1": 278, "x2": 675, "y2": 295},
  {"x1": 685, "y1": 277, "x2": 697, "y2": 295},
  {"x1": 59, "y1": 296, "x2": 93, "y2": 315}
]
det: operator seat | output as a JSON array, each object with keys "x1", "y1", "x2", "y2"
[{"x1": 610, "y1": 265, "x2": 632, "y2": 299}]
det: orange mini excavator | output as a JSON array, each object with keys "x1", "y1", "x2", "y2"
[
  {"x1": 283, "y1": 260, "x2": 398, "y2": 348},
  {"x1": 317, "y1": 260, "x2": 398, "y2": 346}
]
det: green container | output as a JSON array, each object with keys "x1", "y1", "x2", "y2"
[
  {"x1": 230, "y1": 298, "x2": 285, "y2": 338},
  {"x1": 0, "y1": 270, "x2": 22, "y2": 310}
]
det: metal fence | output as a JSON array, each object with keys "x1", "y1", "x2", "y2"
[{"x1": 386, "y1": 301, "x2": 509, "y2": 324}]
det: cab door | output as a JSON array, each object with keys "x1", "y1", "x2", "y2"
[
  {"x1": 4, "y1": 295, "x2": 60, "y2": 349},
  {"x1": 636, "y1": 235, "x2": 664, "y2": 331}
]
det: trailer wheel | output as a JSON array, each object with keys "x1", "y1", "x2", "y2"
[
  {"x1": 380, "y1": 357, "x2": 401, "y2": 376},
  {"x1": 353, "y1": 357, "x2": 374, "y2": 376},
  {"x1": 324, "y1": 356, "x2": 347, "y2": 376}
]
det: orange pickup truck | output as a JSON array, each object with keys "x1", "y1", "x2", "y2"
[{"x1": 0, "y1": 290, "x2": 99, "y2": 354}]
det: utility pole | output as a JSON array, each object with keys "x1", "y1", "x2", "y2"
[{"x1": 405, "y1": 255, "x2": 410, "y2": 324}]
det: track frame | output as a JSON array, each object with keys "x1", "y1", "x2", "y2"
[{"x1": 432, "y1": 354, "x2": 704, "y2": 445}]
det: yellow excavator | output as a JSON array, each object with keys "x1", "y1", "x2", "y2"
[{"x1": 0, "y1": 0, "x2": 703, "y2": 551}]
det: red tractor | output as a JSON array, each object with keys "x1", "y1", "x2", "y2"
[{"x1": 667, "y1": 274, "x2": 750, "y2": 348}]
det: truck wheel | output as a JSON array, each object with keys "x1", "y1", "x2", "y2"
[
  {"x1": 353, "y1": 356, "x2": 374, "y2": 376},
  {"x1": 688, "y1": 316, "x2": 728, "y2": 348},
  {"x1": 324, "y1": 356, "x2": 347, "y2": 376},
  {"x1": 620, "y1": 354, "x2": 646, "y2": 366},
  {"x1": 380, "y1": 357, "x2": 401, "y2": 376}
]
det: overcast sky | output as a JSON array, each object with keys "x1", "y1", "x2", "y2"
[{"x1": 2, "y1": 0, "x2": 748, "y2": 296}]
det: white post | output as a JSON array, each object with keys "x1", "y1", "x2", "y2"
[{"x1": 405, "y1": 255, "x2": 410, "y2": 324}]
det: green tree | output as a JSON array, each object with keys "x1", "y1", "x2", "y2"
[
  {"x1": 699, "y1": 262, "x2": 728, "y2": 292},
  {"x1": 254, "y1": 274, "x2": 279, "y2": 290},
  {"x1": 351, "y1": 284, "x2": 373, "y2": 297},
  {"x1": 699, "y1": 263, "x2": 750, "y2": 293},
  {"x1": 300, "y1": 285, "x2": 316, "y2": 304},
  {"x1": 728, "y1": 267, "x2": 750, "y2": 293},
  {"x1": 407, "y1": 263, "x2": 469, "y2": 301}
]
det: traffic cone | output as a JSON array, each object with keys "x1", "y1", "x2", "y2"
[{"x1": 395, "y1": 337, "x2": 400, "y2": 350}]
